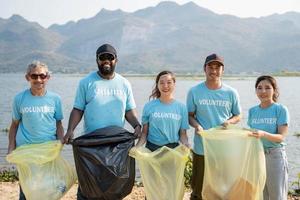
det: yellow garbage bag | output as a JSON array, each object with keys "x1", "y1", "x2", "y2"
[
  {"x1": 201, "y1": 126, "x2": 266, "y2": 200},
  {"x1": 6, "y1": 140, "x2": 77, "y2": 200},
  {"x1": 129, "y1": 145, "x2": 189, "y2": 200}
]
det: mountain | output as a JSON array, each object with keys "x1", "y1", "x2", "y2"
[
  {"x1": 0, "y1": 1, "x2": 300, "y2": 73},
  {"x1": 0, "y1": 14, "x2": 65, "y2": 72}
]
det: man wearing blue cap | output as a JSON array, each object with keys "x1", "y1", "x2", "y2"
[
  {"x1": 186, "y1": 53, "x2": 242, "y2": 200},
  {"x1": 63, "y1": 44, "x2": 141, "y2": 199}
]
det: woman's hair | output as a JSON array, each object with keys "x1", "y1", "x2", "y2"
[
  {"x1": 26, "y1": 60, "x2": 49, "y2": 75},
  {"x1": 149, "y1": 70, "x2": 175, "y2": 100},
  {"x1": 255, "y1": 75, "x2": 279, "y2": 102}
]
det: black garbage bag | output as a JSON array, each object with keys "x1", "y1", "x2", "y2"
[{"x1": 71, "y1": 126, "x2": 136, "y2": 200}]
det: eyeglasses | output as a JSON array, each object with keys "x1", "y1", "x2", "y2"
[
  {"x1": 98, "y1": 53, "x2": 115, "y2": 61},
  {"x1": 30, "y1": 73, "x2": 49, "y2": 80}
]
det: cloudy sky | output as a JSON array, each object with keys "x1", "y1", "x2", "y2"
[{"x1": 1, "y1": 0, "x2": 299, "y2": 27}]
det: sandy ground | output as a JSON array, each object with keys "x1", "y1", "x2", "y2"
[
  {"x1": 0, "y1": 182, "x2": 191, "y2": 200},
  {"x1": 1, "y1": 182, "x2": 299, "y2": 200}
]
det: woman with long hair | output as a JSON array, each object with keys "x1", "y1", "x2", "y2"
[{"x1": 136, "y1": 70, "x2": 189, "y2": 151}]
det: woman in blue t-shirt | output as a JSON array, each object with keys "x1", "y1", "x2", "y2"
[
  {"x1": 248, "y1": 75, "x2": 289, "y2": 200},
  {"x1": 136, "y1": 70, "x2": 189, "y2": 151}
]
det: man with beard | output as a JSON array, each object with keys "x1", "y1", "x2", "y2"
[
  {"x1": 63, "y1": 44, "x2": 141, "y2": 199},
  {"x1": 186, "y1": 53, "x2": 242, "y2": 200}
]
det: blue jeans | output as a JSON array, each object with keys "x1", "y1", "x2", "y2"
[{"x1": 263, "y1": 147, "x2": 288, "y2": 200}]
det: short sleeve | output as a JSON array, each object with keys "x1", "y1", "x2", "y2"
[
  {"x1": 231, "y1": 89, "x2": 242, "y2": 116},
  {"x1": 54, "y1": 95, "x2": 64, "y2": 120},
  {"x1": 125, "y1": 81, "x2": 136, "y2": 111},
  {"x1": 12, "y1": 95, "x2": 21, "y2": 120},
  {"x1": 247, "y1": 108, "x2": 253, "y2": 128},
  {"x1": 186, "y1": 89, "x2": 196, "y2": 113},
  {"x1": 277, "y1": 105, "x2": 289, "y2": 126},
  {"x1": 73, "y1": 80, "x2": 86, "y2": 111},
  {"x1": 141, "y1": 103, "x2": 150, "y2": 125},
  {"x1": 181, "y1": 105, "x2": 190, "y2": 130}
]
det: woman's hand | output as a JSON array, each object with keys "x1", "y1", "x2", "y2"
[
  {"x1": 248, "y1": 130, "x2": 265, "y2": 139},
  {"x1": 180, "y1": 140, "x2": 191, "y2": 149},
  {"x1": 195, "y1": 125, "x2": 204, "y2": 134},
  {"x1": 179, "y1": 129, "x2": 190, "y2": 148}
]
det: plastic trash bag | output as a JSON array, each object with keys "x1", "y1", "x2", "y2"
[
  {"x1": 200, "y1": 126, "x2": 266, "y2": 200},
  {"x1": 129, "y1": 145, "x2": 189, "y2": 200},
  {"x1": 6, "y1": 140, "x2": 77, "y2": 200},
  {"x1": 71, "y1": 126, "x2": 136, "y2": 199}
]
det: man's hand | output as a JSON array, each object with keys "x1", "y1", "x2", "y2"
[
  {"x1": 221, "y1": 120, "x2": 230, "y2": 129},
  {"x1": 133, "y1": 125, "x2": 142, "y2": 138},
  {"x1": 63, "y1": 130, "x2": 74, "y2": 144},
  {"x1": 7, "y1": 144, "x2": 16, "y2": 155}
]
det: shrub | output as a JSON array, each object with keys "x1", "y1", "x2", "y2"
[
  {"x1": 184, "y1": 154, "x2": 192, "y2": 188},
  {"x1": 290, "y1": 172, "x2": 300, "y2": 196},
  {"x1": 0, "y1": 167, "x2": 18, "y2": 182}
]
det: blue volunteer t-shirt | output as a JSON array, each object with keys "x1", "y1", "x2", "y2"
[
  {"x1": 247, "y1": 103, "x2": 289, "y2": 149},
  {"x1": 12, "y1": 89, "x2": 63, "y2": 147},
  {"x1": 74, "y1": 72, "x2": 136, "y2": 134},
  {"x1": 142, "y1": 99, "x2": 189, "y2": 146},
  {"x1": 186, "y1": 82, "x2": 241, "y2": 155}
]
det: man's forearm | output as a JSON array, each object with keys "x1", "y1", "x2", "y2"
[
  {"x1": 63, "y1": 108, "x2": 83, "y2": 144},
  {"x1": 8, "y1": 120, "x2": 19, "y2": 153},
  {"x1": 56, "y1": 120, "x2": 64, "y2": 142},
  {"x1": 125, "y1": 109, "x2": 141, "y2": 128},
  {"x1": 67, "y1": 108, "x2": 83, "y2": 132}
]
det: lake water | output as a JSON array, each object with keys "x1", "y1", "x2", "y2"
[{"x1": 0, "y1": 73, "x2": 299, "y2": 182}]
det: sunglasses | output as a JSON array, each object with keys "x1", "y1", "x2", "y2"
[
  {"x1": 98, "y1": 53, "x2": 115, "y2": 61},
  {"x1": 30, "y1": 73, "x2": 49, "y2": 80}
]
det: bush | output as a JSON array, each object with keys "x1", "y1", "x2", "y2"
[
  {"x1": 184, "y1": 153, "x2": 192, "y2": 188},
  {"x1": 290, "y1": 172, "x2": 300, "y2": 196},
  {"x1": 0, "y1": 167, "x2": 18, "y2": 182}
]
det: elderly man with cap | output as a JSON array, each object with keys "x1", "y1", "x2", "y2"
[
  {"x1": 63, "y1": 44, "x2": 141, "y2": 199},
  {"x1": 186, "y1": 53, "x2": 242, "y2": 200}
]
